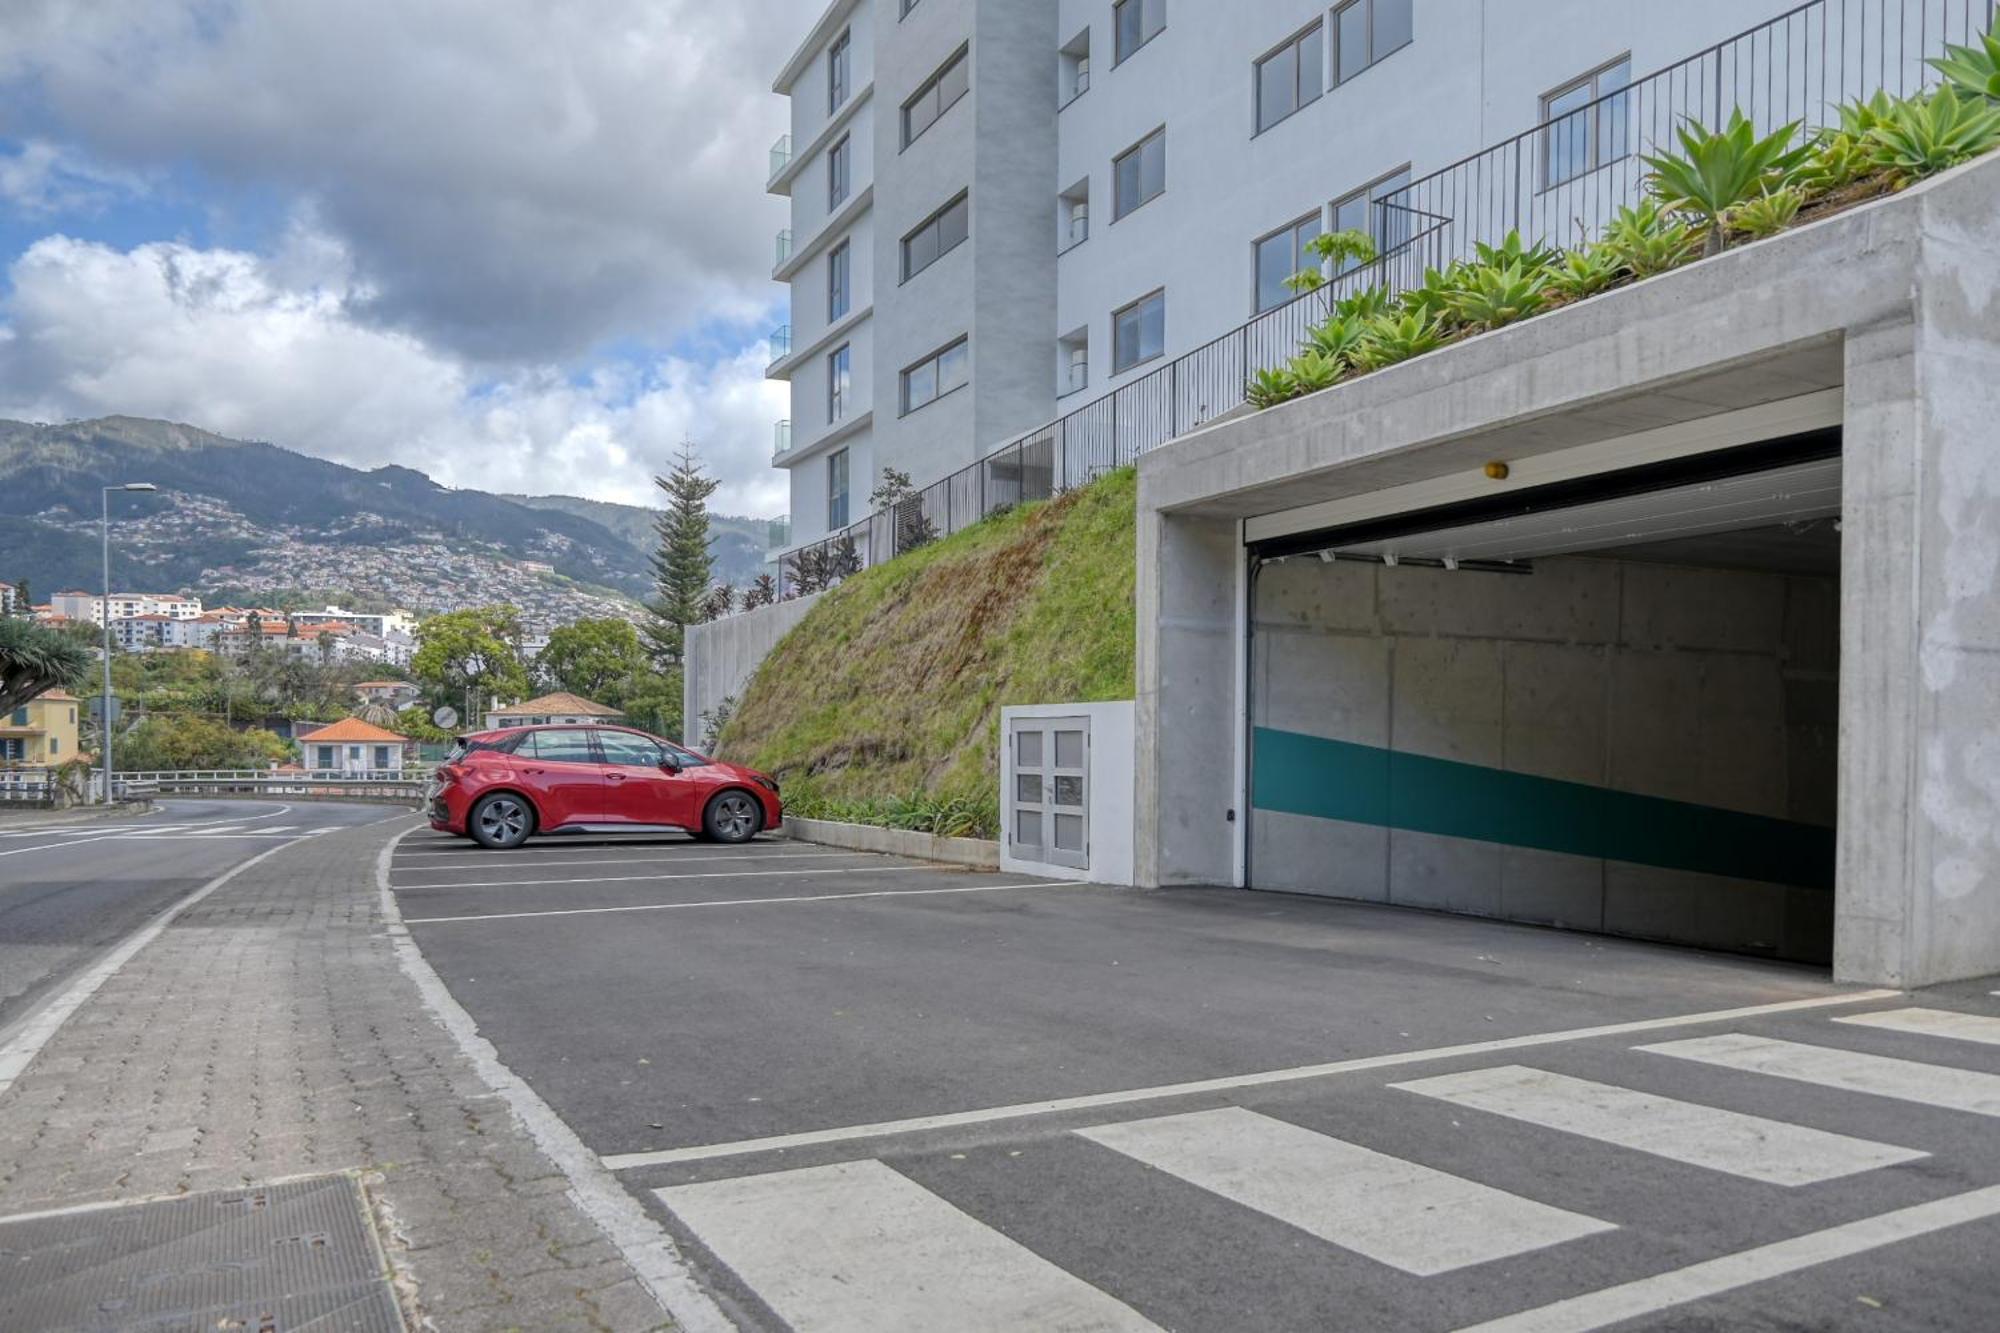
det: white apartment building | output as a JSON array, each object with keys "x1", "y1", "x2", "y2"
[
  {"x1": 51, "y1": 590, "x2": 203, "y2": 625},
  {"x1": 288, "y1": 606, "x2": 420, "y2": 640},
  {"x1": 767, "y1": 0, "x2": 1809, "y2": 553}
]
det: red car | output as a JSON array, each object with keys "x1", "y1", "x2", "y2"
[{"x1": 426, "y1": 724, "x2": 782, "y2": 849}]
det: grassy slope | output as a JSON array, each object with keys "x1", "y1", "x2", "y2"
[{"x1": 722, "y1": 469, "x2": 1135, "y2": 805}]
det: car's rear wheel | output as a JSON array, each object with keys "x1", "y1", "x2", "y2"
[
  {"x1": 702, "y1": 790, "x2": 762, "y2": 844},
  {"x1": 469, "y1": 793, "x2": 535, "y2": 849}
]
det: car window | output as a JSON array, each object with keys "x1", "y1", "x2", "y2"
[
  {"x1": 663, "y1": 741, "x2": 711, "y2": 768},
  {"x1": 598, "y1": 731, "x2": 667, "y2": 768},
  {"x1": 528, "y1": 728, "x2": 598, "y2": 763}
]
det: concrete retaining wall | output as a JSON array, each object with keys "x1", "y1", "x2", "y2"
[
  {"x1": 784, "y1": 816, "x2": 1001, "y2": 870},
  {"x1": 1250, "y1": 555, "x2": 1838, "y2": 962},
  {"x1": 682, "y1": 594, "x2": 822, "y2": 748}
]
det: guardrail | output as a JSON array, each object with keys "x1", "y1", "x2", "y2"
[
  {"x1": 772, "y1": 0, "x2": 1993, "y2": 593},
  {"x1": 106, "y1": 770, "x2": 429, "y2": 801}
]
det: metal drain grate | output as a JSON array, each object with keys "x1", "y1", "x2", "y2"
[{"x1": 0, "y1": 1173, "x2": 404, "y2": 1332}]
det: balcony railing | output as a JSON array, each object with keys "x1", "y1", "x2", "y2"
[
  {"x1": 768, "y1": 325, "x2": 791, "y2": 370},
  {"x1": 775, "y1": 228, "x2": 793, "y2": 270},
  {"x1": 772, "y1": 0, "x2": 1994, "y2": 600},
  {"x1": 774, "y1": 419, "x2": 792, "y2": 454},
  {"x1": 770, "y1": 134, "x2": 793, "y2": 180}
]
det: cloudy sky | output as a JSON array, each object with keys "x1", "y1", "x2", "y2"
[{"x1": 0, "y1": 0, "x2": 821, "y2": 517}]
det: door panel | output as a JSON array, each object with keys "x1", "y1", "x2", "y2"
[
  {"x1": 520, "y1": 728, "x2": 607, "y2": 826},
  {"x1": 596, "y1": 730, "x2": 696, "y2": 827},
  {"x1": 1009, "y1": 717, "x2": 1089, "y2": 870}
]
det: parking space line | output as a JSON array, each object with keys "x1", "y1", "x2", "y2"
[
  {"x1": 1641, "y1": 1033, "x2": 2000, "y2": 1115},
  {"x1": 1833, "y1": 1007, "x2": 2000, "y2": 1048},
  {"x1": 391, "y1": 852, "x2": 883, "y2": 875},
  {"x1": 598, "y1": 990, "x2": 1900, "y2": 1171},
  {"x1": 1452, "y1": 1184, "x2": 2000, "y2": 1333},
  {"x1": 391, "y1": 865, "x2": 964, "y2": 892},
  {"x1": 402, "y1": 878, "x2": 1066, "y2": 924}
]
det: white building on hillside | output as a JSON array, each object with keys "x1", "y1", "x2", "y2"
[
  {"x1": 52, "y1": 590, "x2": 203, "y2": 625},
  {"x1": 766, "y1": 0, "x2": 1810, "y2": 556}
]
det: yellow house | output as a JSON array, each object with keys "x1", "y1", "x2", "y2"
[{"x1": 0, "y1": 690, "x2": 82, "y2": 765}]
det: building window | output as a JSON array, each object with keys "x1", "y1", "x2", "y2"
[
  {"x1": 316, "y1": 745, "x2": 335, "y2": 769},
  {"x1": 1113, "y1": 0, "x2": 1165, "y2": 64},
  {"x1": 1332, "y1": 0, "x2": 1412, "y2": 86},
  {"x1": 1112, "y1": 289, "x2": 1165, "y2": 373},
  {"x1": 373, "y1": 745, "x2": 391, "y2": 768},
  {"x1": 901, "y1": 191, "x2": 969, "y2": 281},
  {"x1": 828, "y1": 135, "x2": 851, "y2": 210},
  {"x1": 828, "y1": 240, "x2": 850, "y2": 321},
  {"x1": 903, "y1": 46, "x2": 969, "y2": 148},
  {"x1": 1255, "y1": 21, "x2": 1324, "y2": 133},
  {"x1": 901, "y1": 337, "x2": 969, "y2": 414},
  {"x1": 1542, "y1": 56, "x2": 1632, "y2": 188},
  {"x1": 827, "y1": 344, "x2": 852, "y2": 423},
  {"x1": 828, "y1": 448, "x2": 851, "y2": 529},
  {"x1": 1254, "y1": 212, "x2": 1323, "y2": 314},
  {"x1": 828, "y1": 29, "x2": 851, "y2": 113},
  {"x1": 1112, "y1": 128, "x2": 1165, "y2": 221},
  {"x1": 1331, "y1": 165, "x2": 1412, "y2": 270}
]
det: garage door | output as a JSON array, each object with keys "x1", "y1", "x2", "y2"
[{"x1": 1244, "y1": 432, "x2": 1841, "y2": 964}]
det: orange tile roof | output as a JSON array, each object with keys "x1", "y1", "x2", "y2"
[{"x1": 300, "y1": 717, "x2": 407, "y2": 743}]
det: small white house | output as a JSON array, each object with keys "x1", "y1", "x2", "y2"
[
  {"x1": 483, "y1": 692, "x2": 625, "y2": 730},
  {"x1": 294, "y1": 717, "x2": 410, "y2": 774}
]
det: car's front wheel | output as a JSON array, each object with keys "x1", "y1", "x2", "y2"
[
  {"x1": 469, "y1": 792, "x2": 535, "y2": 849},
  {"x1": 702, "y1": 790, "x2": 763, "y2": 844}
]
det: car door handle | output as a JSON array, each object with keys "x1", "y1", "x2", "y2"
[
  {"x1": 605, "y1": 772, "x2": 627, "y2": 782},
  {"x1": 524, "y1": 767, "x2": 545, "y2": 775}
]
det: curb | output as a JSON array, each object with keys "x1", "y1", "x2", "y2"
[
  {"x1": 0, "y1": 800, "x2": 156, "y2": 831},
  {"x1": 784, "y1": 816, "x2": 1000, "y2": 870}
]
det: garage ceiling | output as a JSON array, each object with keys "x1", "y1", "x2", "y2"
[{"x1": 1322, "y1": 456, "x2": 1842, "y2": 568}]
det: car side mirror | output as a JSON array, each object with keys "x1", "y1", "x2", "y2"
[{"x1": 659, "y1": 758, "x2": 681, "y2": 775}]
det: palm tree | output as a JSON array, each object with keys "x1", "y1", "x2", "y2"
[{"x1": 0, "y1": 618, "x2": 91, "y2": 714}]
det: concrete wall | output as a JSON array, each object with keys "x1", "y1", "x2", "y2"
[
  {"x1": 1249, "y1": 555, "x2": 1838, "y2": 961},
  {"x1": 682, "y1": 595, "x2": 823, "y2": 750},
  {"x1": 1135, "y1": 154, "x2": 2000, "y2": 986}
]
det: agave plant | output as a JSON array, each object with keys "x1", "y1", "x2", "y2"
[
  {"x1": 1644, "y1": 110, "x2": 1813, "y2": 253},
  {"x1": 1350, "y1": 311, "x2": 1445, "y2": 373},
  {"x1": 1836, "y1": 90, "x2": 1902, "y2": 137},
  {"x1": 1600, "y1": 200, "x2": 1702, "y2": 277},
  {"x1": 1305, "y1": 312, "x2": 1368, "y2": 365},
  {"x1": 1286, "y1": 348, "x2": 1345, "y2": 394},
  {"x1": 1245, "y1": 366, "x2": 1301, "y2": 410},
  {"x1": 1471, "y1": 229, "x2": 1561, "y2": 274},
  {"x1": 1866, "y1": 85, "x2": 2000, "y2": 184},
  {"x1": 1446, "y1": 260, "x2": 1551, "y2": 328},
  {"x1": 1929, "y1": 15, "x2": 2000, "y2": 102},
  {"x1": 1332, "y1": 283, "x2": 1395, "y2": 322},
  {"x1": 1797, "y1": 127, "x2": 1879, "y2": 197},
  {"x1": 1400, "y1": 261, "x2": 1476, "y2": 325},
  {"x1": 1728, "y1": 185, "x2": 1804, "y2": 240},
  {"x1": 1546, "y1": 243, "x2": 1625, "y2": 300}
]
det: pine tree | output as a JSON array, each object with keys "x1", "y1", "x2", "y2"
[{"x1": 644, "y1": 441, "x2": 719, "y2": 666}]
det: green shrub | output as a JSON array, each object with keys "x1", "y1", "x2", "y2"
[
  {"x1": 1644, "y1": 110, "x2": 1812, "y2": 252},
  {"x1": 1351, "y1": 310, "x2": 1445, "y2": 372},
  {"x1": 1600, "y1": 200, "x2": 1702, "y2": 277},
  {"x1": 1865, "y1": 85, "x2": 2000, "y2": 184},
  {"x1": 1930, "y1": 16, "x2": 2000, "y2": 101},
  {"x1": 1305, "y1": 311, "x2": 1369, "y2": 365},
  {"x1": 1244, "y1": 366, "x2": 1301, "y2": 409},
  {"x1": 1546, "y1": 243, "x2": 1625, "y2": 300},
  {"x1": 1445, "y1": 259, "x2": 1552, "y2": 328},
  {"x1": 1728, "y1": 185, "x2": 1804, "y2": 240}
]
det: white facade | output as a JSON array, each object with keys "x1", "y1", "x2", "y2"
[
  {"x1": 289, "y1": 605, "x2": 419, "y2": 639},
  {"x1": 768, "y1": 0, "x2": 1807, "y2": 552},
  {"x1": 52, "y1": 590, "x2": 202, "y2": 625}
]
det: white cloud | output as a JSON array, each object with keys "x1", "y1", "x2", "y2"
[
  {"x1": 0, "y1": 232, "x2": 790, "y2": 516},
  {"x1": 0, "y1": 140, "x2": 147, "y2": 217}
]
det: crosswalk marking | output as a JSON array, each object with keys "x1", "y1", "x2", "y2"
[
  {"x1": 1834, "y1": 1007, "x2": 2000, "y2": 1048},
  {"x1": 1390, "y1": 1065, "x2": 1925, "y2": 1185},
  {"x1": 656, "y1": 1160, "x2": 1160, "y2": 1333},
  {"x1": 1076, "y1": 1106, "x2": 1612, "y2": 1276},
  {"x1": 1640, "y1": 1033, "x2": 2000, "y2": 1117}
]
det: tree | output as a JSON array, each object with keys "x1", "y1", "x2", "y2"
[
  {"x1": 871, "y1": 468, "x2": 938, "y2": 555},
  {"x1": 643, "y1": 441, "x2": 719, "y2": 667},
  {"x1": 117, "y1": 715, "x2": 290, "y2": 770},
  {"x1": 701, "y1": 583, "x2": 737, "y2": 621},
  {"x1": 538, "y1": 618, "x2": 646, "y2": 701},
  {"x1": 412, "y1": 606, "x2": 531, "y2": 718},
  {"x1": 618, "y1": 668, "x2": 684, "y2": 744},
  {"x1": 0, "y1": 617, "x2": 91, "y2": 714},
  {"x1": 743, "y1": 574, "x2": 778, "y2": 610}
]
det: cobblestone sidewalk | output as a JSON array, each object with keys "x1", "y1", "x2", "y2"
[{"x1": 0, "y1": 814, "x2": 697, "y2": 1331}]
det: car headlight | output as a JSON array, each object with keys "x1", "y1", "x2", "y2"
[{"x1": 752, "y1": 775, "x2": 779, "y2": 795}]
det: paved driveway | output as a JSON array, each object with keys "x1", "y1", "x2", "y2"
[{"x1": 389, "y1": 829, "x2": 2000, "y2": 1332}]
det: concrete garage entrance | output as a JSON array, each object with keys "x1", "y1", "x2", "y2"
[{"x1": 1246, "y1": 436, "x2": 1841, "y2": 963}]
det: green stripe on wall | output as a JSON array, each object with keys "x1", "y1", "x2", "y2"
[{"x1": 1251, "y1": 728, "x2": 1834, "y2": 890}]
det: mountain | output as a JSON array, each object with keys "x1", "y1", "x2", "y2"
[
  {"x1": 502, "y1": 494, "x2": 776, "y2": 587},
  {"x1": 0, "y1": 416, "x2": 709, "y2": 624}
]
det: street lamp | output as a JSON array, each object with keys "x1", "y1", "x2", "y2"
[{"x1": 100, "y1": 483, "x2": 157, "y2": 803}]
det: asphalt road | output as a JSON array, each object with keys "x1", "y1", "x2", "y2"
[
  {"x1": 389, "y1": 829, "x2": 2000, "y2": 1332},
  {"x1": 0, "y1": 799, "x2": 401, "y2": 1035}
]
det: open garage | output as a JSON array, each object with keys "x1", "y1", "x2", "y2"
[{"x1": 1245, "y1": 431, "x2": 1841, "y2": 963}]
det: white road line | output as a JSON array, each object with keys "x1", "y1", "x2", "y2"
[
  {"x1": 1641, "y1": 1034, "x2": 2000, "y2": 1116},
  {"x1": 0, "y1": 833, "x2": 315, "y2": 1095},
  {"x1": 1454, "y1": 1184, "x2": 2000, "y2": 1333},
  {"x1": 1079, "y1": 1106, "x2": 1611, "y2": 1275},
  {"x1": 656, "y1": 1160, "x2": 1162, "y2": 1333},
  {"x1": 393, "y1": 865, "x2": 947, "y2": 892},
  {"x1": 600, "y1": 990, "x2": 1900, "y2": 1171},
  {"x1": 1834, "y1": 1007, "x2": 2000, "y2": 1048},
  {"x1": 403, "y1": 879, "x2": 1063, "y2": 924},
  {"x1": 375, "y1": 824, "x2": 735, "y2": 1333},
  {"x1": 391, "y1": 851, "x2": 877, "y2": 875},
  {"x1": 1390, "y1": 1065, "x2": 1926, "y2": 1185}
]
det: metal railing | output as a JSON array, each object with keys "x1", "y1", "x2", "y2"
[
  {"x1": 773, "y1": 0, "x2": 1993, "y2": 596},
  {"x1": 774, "y1": 419, "x2": 792, "y2": 454},
  {"x1": 775, "y1": 228, "x2": 793, "y2": 270},
  {"x1": 109, "y1": 769, "x2": 429, "y2": 800},
  {"x1": 770, "y1": 133, "x2": 793, "y2": 180},
  {"x1": 768, "y1": 324, "x2": 792, "y2": 370}
]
